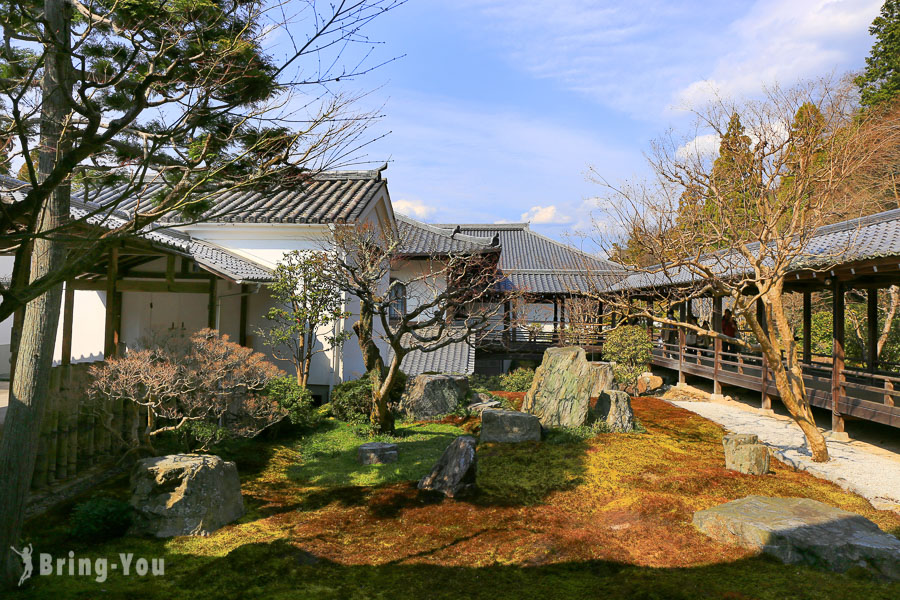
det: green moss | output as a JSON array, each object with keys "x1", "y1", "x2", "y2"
[
  {"x1": 288, "y1": 419, "x2": 465, "y2": 487},
  {"x1": 476, "y1": 438, "x2": 588, "y2": 505}
]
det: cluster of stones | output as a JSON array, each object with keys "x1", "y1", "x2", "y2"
[{"x1": 522, "y1": 346, "x2": 635, "y2": 432}]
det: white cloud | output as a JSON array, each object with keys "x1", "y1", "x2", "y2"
[
  {"x1": 521, "y1": 205, "x2": 573, "y2": 225},
  {"x1": 676, "y1": 133, "x2": 721, "y2": 160},
  {"x1": 674, "y1": 0, "x2": 882, "y2": 108},
  {"x1": 392, "y1": 198, "x2": 435, "y2": 219}
]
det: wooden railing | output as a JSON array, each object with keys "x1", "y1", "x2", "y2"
[{"x1": 652, "y1": 339, "x2": 900, "y2": 429}]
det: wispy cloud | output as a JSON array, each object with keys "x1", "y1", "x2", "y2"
[
  {"x1": 452, "y1": 0, "x2": 880, "y2": 118},
  {"x1": 369, "y1": 91, "x2": 631, "y2": 228}
]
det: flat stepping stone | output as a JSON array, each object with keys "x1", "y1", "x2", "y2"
[
  {"x1": 480, "y1": 409, "x2": 541, "y2": 443},
  {"x1": 357, "y1": 442, "x2": 398, "y2": 465},
  {"x1": 693, "y1": 495, "x2": 900, "y2": 580}
]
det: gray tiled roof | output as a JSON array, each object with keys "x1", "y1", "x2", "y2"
[
  {"x1": 85, "y1": 167, "x2": 387, "y2": 224},
  {"x1": 397, "y1": 215, "x2": 500, "y2": 255},
  {"x1": 397, "y1": 339, "x2": 475, "y2": 376},
  {"x1": 433, "y1": 223, "x2": 620, "y2": 272},
  {"x1": 608, "y1": 208, "x2": 900, "y2": 292},
  {"x1": 4, "y1": 177, "x2": 273, "y2": 283}
]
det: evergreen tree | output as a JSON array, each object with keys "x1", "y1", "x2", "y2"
[
  {"x1": 855, "y1": 0, "x2": 900, "y2": 107},
  {"x1": 0, "y1": 0, "x2": 398, "y2": 587}
]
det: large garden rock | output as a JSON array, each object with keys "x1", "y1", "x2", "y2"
[
  {"x1": 357, "y1": 442, "x2": 398, "y2": 465},
  {"x1": 130, "y1": 454, "x2": 244, "y2": 538},
  {"x1": 693, "y1": 496, "x2": 900, "y2": 580},
  {"x1": 480, "y1": 409, "x2": 542, "y2": 443},
  {"x1": 399, "y1": 374, "x2": 469, "y2": 419},
  {"x1": 589, "y1": 390, "x2": 635, "y2": 432},
  {"x1": 723, "y1": 433, "x2": 770, "y2": 475},
  {"x1": 418, "y1": 435, "x2": 477, "y2": 497},
  {"x1": 522, "y1": 346, "x2": 616, "y2": 428}
]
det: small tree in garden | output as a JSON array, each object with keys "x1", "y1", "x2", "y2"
[
  {"x1": 261, "y1": 250, "x2": 350, "y2": 386},
  {"x1": 603, "y1": 325, "x2": 653, "y2": 394},
  {"x1": 328, "y1": 223, "x2": 516, "y2": 434},
  {"x1": 89, "y1": 329, "x2": 285, "y2": 451}
]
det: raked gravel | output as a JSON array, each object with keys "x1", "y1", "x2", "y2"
[{"x1": 670, "y1": 400, "x2": 900, "y2": 513}]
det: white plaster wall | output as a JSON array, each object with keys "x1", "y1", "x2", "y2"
[{"x1": 391, "y1": 258, "x2": 447, "y2": 320}]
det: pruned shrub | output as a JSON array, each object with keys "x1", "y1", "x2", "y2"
[
  {"x1": 89, "y1": 328, "x2": 286, "y2": 451},
  {"x1": 330, "y1": 376, "x2": 371, "y2": 424},
  {"x1": 499, "y1": 367, "x2": 535, "y2": 392},
  {"x1": 69, "y1": 497, "x2": 133, "y2": 541},
  {"x1": 603, "y1": 325, "x2": 653, "y2": 393},
  {"x1": 266, "y1": 377, "x2": 320, "y2": 429}
]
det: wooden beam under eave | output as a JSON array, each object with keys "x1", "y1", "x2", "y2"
[
  {"x1": 104, "y1": 247, "x2": 119, "y2": 358},
  {"x1": 71, "y1": 279, "x2": 212, "y2": 294}
]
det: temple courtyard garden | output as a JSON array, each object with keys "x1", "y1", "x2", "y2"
[{"x1": 9, "y1": 394, "x2": 900, "y2": 600}]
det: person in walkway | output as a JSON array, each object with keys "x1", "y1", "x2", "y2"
[{"x1": 722, "y1": 309, "x2": 738, "y2": 353}]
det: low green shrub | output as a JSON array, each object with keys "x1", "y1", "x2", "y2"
[
  {"x1": 330, "y1": 376, "x2": 371, "y2": 424},
  {"x1": 499, "y1": 367, "x2": 535, "y2": 392},
  {"x1": 266, "y1": 377, "x2": 320, "y2": 429},
  {"x1": 603, "y1": 325, "x2": 653, "y2": 392},
  {"x1": 468, "y1": 373, "x2": 502, "y2": 393},
  {"x1": 69, "y1": 497, "x2": 133, "y2": 541},
  {"x1": 330, "y1": 370, "x2": 408, "y2": 424}
]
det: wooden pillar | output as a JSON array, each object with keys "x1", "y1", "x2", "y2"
[
  {"x1": 678, "y1": 328, "x2": 686, "y2": 385},
  {"x1": 553, "y1": 298, "x2": 558, "y2": 334},
  {"x1": 712, "y1": 295, "x2": 723, "y2": 332},
  {"x1": 867, "y1": 287, "x2": 878, "y2": 373},
  {"x1": 61, "y1": 281, "x2": 75, "y2": 367},
  {"x1": 104, "y1": 247, "x2": 120, "y2": 358},
  {"x1": 239, "y1": 284, "x2": 249, "y2": 346},
  {"x1": 802, "y1": 290, "x2": 812, "y2": 364},
  {"x1": 832, "y1": 280, "x2": 846, "y2": 433},
  {"x1": 503, "y1": 300, "x2": 511, "y2": 345},
  {"x1": 207, "y1": 277, "x2": 218, "y2": 329},
  {"x1": 713, "y1": 337, "x2": 722, "y2": 395}
]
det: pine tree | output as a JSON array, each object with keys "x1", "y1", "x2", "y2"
[
  {"x1": 0, "y1": 0, "x2": 398, "y2": 587},
  {"x1": 855, "y1": 0, "x2": 900, "y2": 107}
]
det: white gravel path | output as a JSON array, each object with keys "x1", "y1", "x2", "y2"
[{"x1": 670, "y1": 400, "x2": 900, "y2": 513}]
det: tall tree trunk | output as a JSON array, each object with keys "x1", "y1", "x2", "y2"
[
  {"x1": 370, "y1": 354, "x2": 400, "y2": 434},
  {"x1": 0, "y1": 0, "x2": 73, "y2": 587},
  {"x1": 353, "y1": 306, "x2": 384, "y2": 375},
  {"x1": 748, "y1": 290, "x2": 829, "y2": 462}
]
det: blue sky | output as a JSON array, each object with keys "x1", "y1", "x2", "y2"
[{"x1": 302, "y1": 0, "x2": 884, "y2": 241}]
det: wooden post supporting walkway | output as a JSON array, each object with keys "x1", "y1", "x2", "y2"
[{"x1": 832, "y1": 280, "x2": 846, "y2": 433}]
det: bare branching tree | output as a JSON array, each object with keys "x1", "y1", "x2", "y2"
[
  {"x1": 328, "y1": 222, "x2": 517, "y2": 433},
  {"x1": 585, "y1": 79, "x2": 900, "y2": 462}
]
